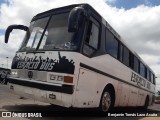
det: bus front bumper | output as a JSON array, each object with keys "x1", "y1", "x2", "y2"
[{"x1": 7, "y1": 77, "x2": 74, "y2": 107}]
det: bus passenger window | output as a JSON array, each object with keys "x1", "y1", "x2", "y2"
[
  {"x1": 140, "y1": 62, "x2": 145, "y2": 78},
  {"x1": 133, "y1": 56, "x2": 139, "y2": 73},
  {"x1": 151, "y1": 72, "x2": 154, "y2": 83},
  {"x1": 106, "y1": 36, "x2": 118, "y2": 59},
  {"x1": 153, "y1": 75, "x2": 156, "y2": 84},
  {"x1": 149, "y1": 71, "x2": 151, "y2": 82},
  {"x1": 83, "y1": 20, "x2": 99, "y2": 56},
  {"x1": 129, "y1": 52, "x2": 134, "y2": 69},
  {"x1": 146, "y1": 68, "x2": 150, "y2": 80},
  {"x1": 119, "y1": 44, "x2": 123, "y2": 62},
  {"x1": 123, "y1": 47, "x2": 129, "y2": 66}
]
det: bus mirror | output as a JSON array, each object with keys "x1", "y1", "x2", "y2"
[
  {"x1": 5, "y1": 25, "x2": 28, "y2": 43},
  {"x1": 68, "y1": 7, "x2": 87, "y2": 32}
]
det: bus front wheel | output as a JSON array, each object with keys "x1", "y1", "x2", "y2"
[{"x1": 99, "y1": 89, "x2": 114, "y2": 113}]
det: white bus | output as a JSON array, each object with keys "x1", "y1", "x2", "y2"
[{"x1": 4, "y1": 4, "x2": 155, "y2": 113}]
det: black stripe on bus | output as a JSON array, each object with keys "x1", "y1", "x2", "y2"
[
  {"x1": 80, "y1": 63, "x2": 154, "y2": 94},
  {"x1": 8, "y1": 78, "x2": 73, "y2": 94}
]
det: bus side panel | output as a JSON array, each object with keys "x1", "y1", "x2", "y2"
[
  {"x1": 128, "y1": 86, "x2": 138, "y2": 106},
  {"x1": 74, "y1": 68, "x2": 119, "y2": 108},
  {"x1": 114, "y1": 82, "x2": 122, "y2": 106},
  {"x1": 137, "y1": 89, "x2": 145, "y2": 106},
  {"x1": 97, "y1": 73, "x2": 118, "y2": 107},
  {"x1": 74, "y1": 68, "x2": 99, "y2": 108},
  {"x1": 117, "y1": 83, "x2": 130, "y2": 106}
]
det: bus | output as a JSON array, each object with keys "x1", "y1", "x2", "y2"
[
  {"x1": 0, "y1": 67, "x2": 10, "y2": 85},
  {"x1": 4, "y1": 4, "x2": 156, "y2": 112}
]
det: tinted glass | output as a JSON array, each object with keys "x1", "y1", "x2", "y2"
[
  {"x1": 123, "y1": 47, "x2": 129, "y2": 66},
  {"x1": 153, "y1": 74, "x2": 155, "y2": 84},
  {"x1": 134, "y1": 56, "x2": 139, "y2": 73},
  {"x1": 106, "y1": 37, "x2": 118, "y2": 58},
  {"x1": 146, "y1": 68, "x2": 150, "y2": 80},
  {"x1": 129, "y1": 52, "x2": 134, "y2": 68},
  {"x1": 119, "y1": 44, "x2": 123, "y2": 62},
  {"x1": 140, "y1": 62, "x2": 145, "y2": 77},
  {"x1": 151, "y1": 72, "x2": 154, "y2": 83}
]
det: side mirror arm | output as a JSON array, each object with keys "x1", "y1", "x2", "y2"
[{"x1": 5, "y1": 25, "x2": 28, "y2": 43}]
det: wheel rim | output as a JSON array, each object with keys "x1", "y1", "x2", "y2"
[{"x1": 101, "y1": 92, "x2": 111, "y2": 112}]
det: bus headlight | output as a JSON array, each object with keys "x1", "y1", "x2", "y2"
[
  {"x1": 57, "y1": 76, "x2": 64, "y2": 81},
  {"x1": 49, "y1": 74, "x2": 73, "y2": 83},
  {"x1": 10, "y1": 70, "x2": 18, "y2": 77},
  {"x1": 11, "y1": 71, "x2": 18, "y2": 76},
  {"x1": 49, "y1": 75, "x2": 64, "y2": 81},
  {"x1": 50, "y1": 75, "x2": 56, "y2": 80}
]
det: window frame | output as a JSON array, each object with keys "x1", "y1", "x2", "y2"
[{"x1": 82, "y1": 16, "x2": 100, "y2": 57}]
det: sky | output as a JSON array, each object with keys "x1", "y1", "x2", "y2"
[
  {"x1": 0, "y1": 0, "x2": 160, "y2": 92},
  {"x1": 106, "y1": 0, "x2": 160, "y2": 9}
]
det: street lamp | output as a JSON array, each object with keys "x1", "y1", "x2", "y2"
[{"x1": 6, "y1": 57, "x2": 8, "y2": 69}]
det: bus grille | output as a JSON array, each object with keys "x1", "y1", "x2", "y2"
[{"x1": 17, "y1": 69, "x2": 47, "y2": 82}]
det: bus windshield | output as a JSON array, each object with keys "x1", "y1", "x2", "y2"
[{"x1": 19, "y1": 13, "x2": 77, "y2": 51}]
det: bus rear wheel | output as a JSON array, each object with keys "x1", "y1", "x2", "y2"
[{"x1": 99, "y1": 90, "x2": 113, "y2": 113}]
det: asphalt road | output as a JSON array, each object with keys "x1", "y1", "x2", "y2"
[{"x1": 0, "y1": 84, "x2": 160, "y2": 120}]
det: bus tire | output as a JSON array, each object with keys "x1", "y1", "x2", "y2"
[
  {"x1": 99, "y1": 89, "x2": 114, "y2": 113},
  {"x1": 143, "y1": 96, "x2": 149, "y2": 110}
]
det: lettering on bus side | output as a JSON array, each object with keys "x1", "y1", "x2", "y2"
[
  {"x1": 11, "y1": 52, "x2": 75, "y2": 74},
  {"x1": 131, "y1": 72, "x2": 151, "y2": 89}
]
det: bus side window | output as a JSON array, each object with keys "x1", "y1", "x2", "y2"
[
  {"x1": 140, "y1": 62, "x2": 145, "y2": 78},
  {"x1": 133, "y1": 56, "x2": 139, "y2": 73},
  {"x1": 106, "y1": 34, "x2": 118, "y2": 59},
  {"x1": 153, "y1": 75, "x2": 156, "y2": 84},
  {"x1": 118, "y1": 44, "x2": 123, "y2": 62},
  {"x1": 146, "y1": 68, "x2": 150, "y2": 80},
  {"x1": 149, "y1": 71, "x2": 151, "y2": 82},
  {"x1": 123, "y1": 47, "x2": 129, "y2": 67},
  {"x1": 150, "y1": 72, "x2": 154, "y2": 84},
  {"x1": 129, "y1": 52, "x2": 134, "y2": 69},
  {"x1": 83, "y1": 20, "x2": 99, "y2": 56}
]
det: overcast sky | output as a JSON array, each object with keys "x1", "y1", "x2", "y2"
[{"x1": 0, "y1": 0, "x2": 160, "y2": 92}]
